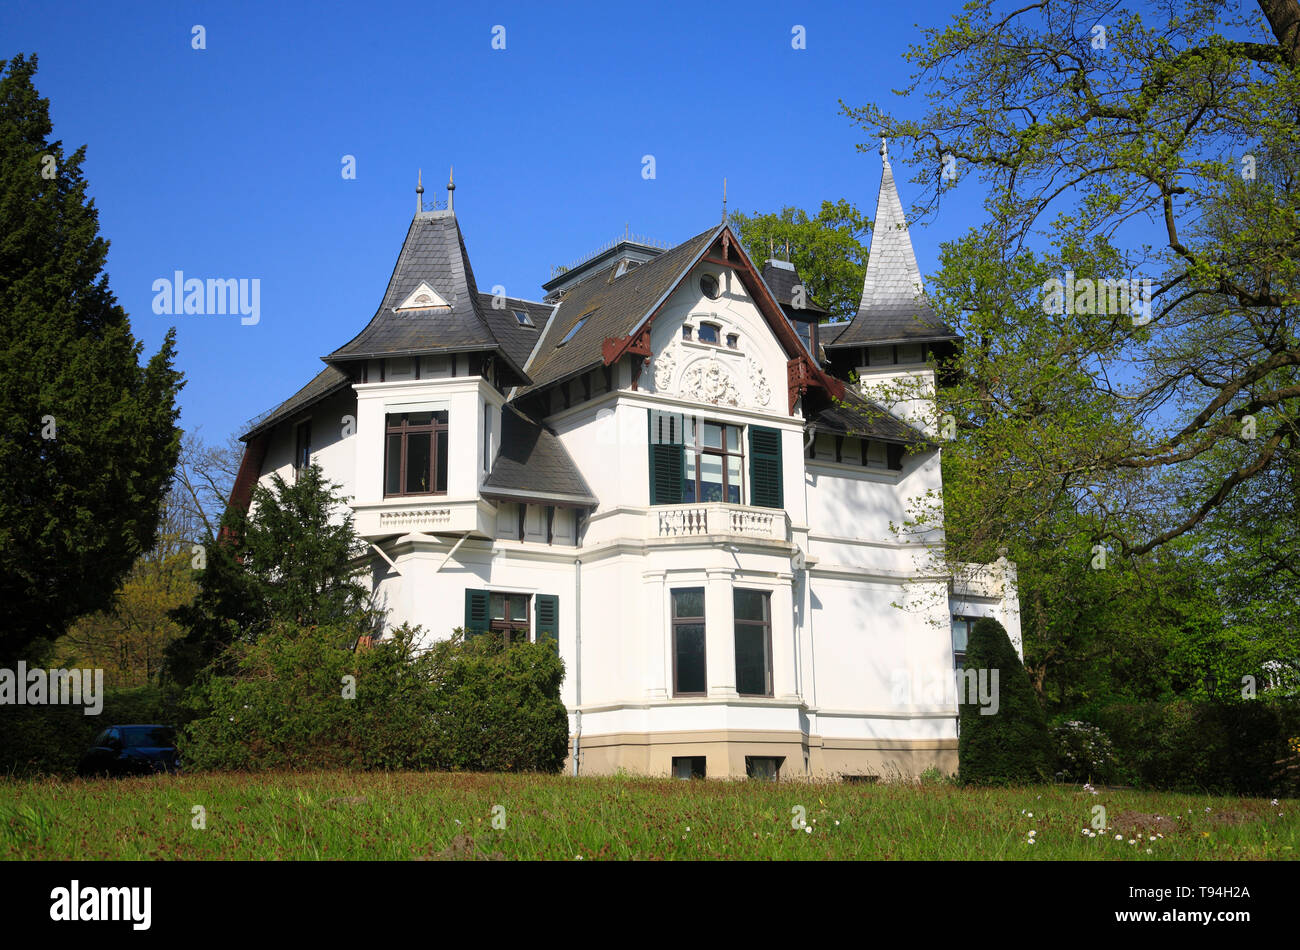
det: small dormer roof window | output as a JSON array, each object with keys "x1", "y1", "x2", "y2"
[
  {"x1": 514, "y1": 309, "x2": 535, "y2": 327},
  {"x1": 557, "y1": 316, "x2": 588, "y2": 347}
]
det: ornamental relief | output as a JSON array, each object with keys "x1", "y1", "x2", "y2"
[
  {"x1": 650, "y1": 331, "x2": 775, "y2": 409},
  {"x1": 679, "y1": 357, "x2": 743, "y2": 407}
]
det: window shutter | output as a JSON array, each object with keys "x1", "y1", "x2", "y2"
[
  {"x1": 748, "y1": 426, "x2": 784, "y2": 509},
  {"x1": 464, "y1": 589, "x2": 490, "y2": 638},
  {"x1": 535, "y1": 594, "x2": 559, "y2": 654},
  {"x1": 887, "y1": 443, "x2": 905, "y2": 471},
  {"x1": 649, "y1": 443, "x2": 684, "y2": 505}
]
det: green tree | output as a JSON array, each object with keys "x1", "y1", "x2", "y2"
[
  {"x1": 844, "y1": 0, "x2": 1300, "y2": 559},
  {"x1": 0, "y1": 54, "x2": 182, "y2": 662},
  {"x1": 958, "y1": 618, "x2": 1052, "y2": 786},
  {"x1": 729, "y1": 200, "x2": 870, "y2": 320},
  {"x1": 166, "y1": 461, "x2": 378, "y2": 685}
]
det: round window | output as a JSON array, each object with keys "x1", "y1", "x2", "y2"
[{"x1": 700, "y1": 274, "x2": 721, "y2": 300}]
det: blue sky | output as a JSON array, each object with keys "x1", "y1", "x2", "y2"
[{"x1": 2, "y1": 0, "x2": 990, "y2": 444}]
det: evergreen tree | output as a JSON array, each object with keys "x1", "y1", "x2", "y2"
[
  {"x1": 958, "y1": 618, "x2": 1053, "y2": 786},
  {"x1": 0, "y1": 54, "x2": 182, "y2": 662},
  {"x1": 166, "y1": 462, "x2": 379, "y2": 685}
]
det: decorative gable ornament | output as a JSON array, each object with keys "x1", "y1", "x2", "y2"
[{"x1": 394, "y1": 281, "x2": 451, "y2": 312}]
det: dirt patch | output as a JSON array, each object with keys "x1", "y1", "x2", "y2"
[{"x1": 418, "y1": 831, "x2": 504, "y2": 861}]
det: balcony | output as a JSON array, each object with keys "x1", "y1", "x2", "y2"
[
  {"x1": 651, "y1": 503, "x2": 789, "y2": 542},
  {"x1": 352, "y1": 497, "x2": 491, "y2": 539}
]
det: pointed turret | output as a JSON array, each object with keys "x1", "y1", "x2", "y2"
[{"x1": 825, "y1": 140, "x2": 957, "y2": 353}]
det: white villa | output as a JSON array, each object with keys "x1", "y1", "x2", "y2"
[{"x1": 232, "y1": 149, "x2": 1020, "y2": 780}]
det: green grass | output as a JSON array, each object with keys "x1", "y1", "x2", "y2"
[{"x1": 0, "y1": 771, "x2": 1295, "y2": 860}]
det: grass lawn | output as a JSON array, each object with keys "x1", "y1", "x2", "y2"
[{"x1": 1, "y1": 771, "x2": 1295, "y2": 860}]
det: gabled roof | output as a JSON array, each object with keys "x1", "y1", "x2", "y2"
[
  {"x1": 482, "y1": 405, "x2": 597, "y2": 506},
  {"x1": 827, "y1": 150, "x2": 958, "y2": 350},
  {"x1": 241, "y1": 365, "x2": 352, "y2": 441},
  {"x1": 477, "y1": 293, "x2": 554, "y2": 370},
  {"x1": 323, "y1": 211, "x2": 530, "y2": 385},
  {"x1": 515, "y1": 225, "x2": 721, "y2": 396}
]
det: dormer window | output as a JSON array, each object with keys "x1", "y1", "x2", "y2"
[
  {"x1": 514, "y1": 309, "x2": 535, "y2": 327},
  {"x1": 698, "y1": 322, "x2": 720, "y2": 345},
  {"x1": 557, "y1": 316, "x2": 588, "y2": 347},
  {"x1": 394, "y1": 281, "x2": 450, "y2": 312}
]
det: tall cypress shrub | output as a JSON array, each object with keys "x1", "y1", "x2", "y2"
[{"x1": 958, "y1": 617, "x2": 1052, "y2": 785}]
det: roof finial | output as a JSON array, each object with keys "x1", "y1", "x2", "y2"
[
  {"x1": 447, "y1": 166, "x2": 455, "y2": 212},
  {"x1": 721, "y1": 177, "x2": 728, "y2": 223},
  {"x1": 416, "y1": 168, "x2": 424, "y2": 214},
  {"x1": 879, "y1": 135, "x2": 889, "y2": 164}
]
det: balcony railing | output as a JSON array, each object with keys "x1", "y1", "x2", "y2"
[{"x1": 652, "y1": 503, "x2": 788, "y2": 542}]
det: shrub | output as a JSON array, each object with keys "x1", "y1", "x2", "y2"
[
  {"x1": 1083, "y1": 697, "x2": 1300, "y2": 794},
  {"x1": 1049, "y1": 719, "x2": 1118, "y2": 784},
  {"x1": 425, "y1": 633, "x2": 570, "y2": 773},
  {"x1": 179, "y1": 624, "x2": 569, "y2": 774},
  {"x1": 958, "y1": 617, "x2": 1052, "y2": 786}
]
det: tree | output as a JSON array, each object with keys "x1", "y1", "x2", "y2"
[
  {"x1": 0, "y1": 54, "x2": 182, "y2": 662},
  {"x1": 166, "y1": 462, "x2": 379, "y2": 685},
  {"x1": 958, "y1": 618, "x2": 1052, "y2": 786},
  {"x1": 843, "y1": 0, "x2": 1300, "y2": 559},
  {"x1": 729, "y1": 200, "x2": 870, "y2": 320}
]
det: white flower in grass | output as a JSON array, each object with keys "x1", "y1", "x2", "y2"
[
  {"x1": 805, "y1": 826, "x2": 813, "y2": 834},
  {"x1": 1145, "y1": 848, "x2": 1152, "y2": 854},
  {"x1": 1115, "y1": 834, "x2": 1123, "y2": 840},
  {"x1": 834, "y1": 820, "x2": 840, "y2": 826},
  {"x1": 1128, "y1": 839, "x2": 1137, "y2": 845},
  {"x1": 1272, "y1": 799, "x2": 1279, "y2": 806},
  {"x1": 685, "y1": 826, "x2": 690, "y2": 832}
]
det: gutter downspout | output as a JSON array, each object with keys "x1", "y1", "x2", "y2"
[{"x1": 572, "y1": 556, "x2": 582, "y2": 777}]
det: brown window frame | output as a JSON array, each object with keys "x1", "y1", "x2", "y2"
[
  {"x1": 383, "y1": 411, "x2": 449, "y2": 497},
  {"x1": 733, "y1": 589, "x2": 773, "y2": 697},
  {"x1": 671, "y1": 587, "x2": 707, "y2": 697},
  {"x1": 490, "y1": 592, "x2": 531, "y2": 646},
  {"x1": 683, "y1": 420, "x2": 744, "y2": 505}
]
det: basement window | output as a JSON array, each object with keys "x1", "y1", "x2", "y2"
[
  {"x1": 672, "y1": 756, "x2": 707, "y2": 780},
  {"x1": 746, "y1": 756, "x2": 783, "y2": 781}
]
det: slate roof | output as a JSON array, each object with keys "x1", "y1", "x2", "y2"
[
  {"x1": 481, "y1": 405, "x2": 597, "y2": 504},
  {"x1": 761, "y1": 260, "x2": 829, "y2": 317},
  {"x1": 515, "y1": 225, "x2": 722, "y2": 396},
  {"x1": 811, "y1": 390, "x2": 930, "y2": 445},
  {"x1": 477, "y1": 293, "x2": 554, "y2": 370},
  {"x1": 242, "y1": 365, "x2": 352, "y2": 441},
  {"x1": 323, "y1": 211, "x2": 530, "y2": 384},
  {"x1": 827, "y1": 155, "x2": 958, "y2": 349}
]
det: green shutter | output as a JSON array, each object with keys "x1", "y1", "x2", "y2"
[
  {"x1": 464, "y1": 589, "x2": 490, "y2": 639},
  {"x1": 748, "y1": 426, "x2": 784, "y2": 509},
  {"x1": 649, "y1": 443, "x2": 684, "y2": 505},
  {"x1": 535, "y1": 594, "x2": 559, "y2": 654}
]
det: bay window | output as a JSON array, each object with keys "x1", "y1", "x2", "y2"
[{"x1": 384, "y1": 410, "x2": 448, "y2": 496}]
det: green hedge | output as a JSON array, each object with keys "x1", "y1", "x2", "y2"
[
  {"x1": 1073, "y1": 698, "x2": 1300, "y2": 795},
  {"x1": 180, "y1": 623, "x2": 569, "y2": 774}
]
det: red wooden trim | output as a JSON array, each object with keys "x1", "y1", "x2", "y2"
[{"x1": 226, "y1": 434, "x2": 269, "y2": 516}]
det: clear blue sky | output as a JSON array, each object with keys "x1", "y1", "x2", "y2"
[{"x1": 2, "y1": 0, "x2": 988, "y2": 444}]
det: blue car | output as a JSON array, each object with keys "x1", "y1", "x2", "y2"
[{"x1": 77, "y1": 725, "x2": 180, "y2": 777}]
